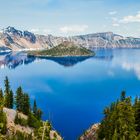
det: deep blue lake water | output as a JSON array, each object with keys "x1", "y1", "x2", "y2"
[{"x1": 0, "y1": 49, "x2": 140, "y2": 140}]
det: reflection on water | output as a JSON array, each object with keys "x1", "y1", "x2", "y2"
[
  {"x1": 0, "y1": 49, "x2": 140, "y2": 140},
  {"x1": 0, "y1": 52, "x2": 36, "y2": 69},
  {"x1": 40, "y1": 56, "x2": 93, "y2": 67},
  {"x1": 3, "y1": 49, "x2": 140, "y2": 80},
  {"x1": 0, "y1": 51, "x2": 113, "y2": 69},
  {"x1": 110, "y1": 49, "x2": 140, "y2": 80}
]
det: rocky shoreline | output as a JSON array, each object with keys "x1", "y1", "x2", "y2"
[{"x1": 79, "y1": 123, "x2": 100, "y2": 140}]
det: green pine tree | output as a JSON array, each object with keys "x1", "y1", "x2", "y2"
[
  {"x1": 0, "y1": 89, "x2": 3, "y2": 108},
  {"x1": 9, "y1": 90, "x2": 13, "y2": 109},
  {"x1": 97, "y1": 92, "x2": 137, "y2": 140},
  {"x1": 116, "y1": 97, "x2": 136, "y2": 140},
  {"x1": 33, "y1": 100, "x2": 42, "y2": 120},
  {"x1": 4, "y1": 76, "x2": 10, "y2": 95},
  {"x1": 36, "y1": 109, "x2": 42, "y2": 120},
  {"x1": 134, "y1": 96, "x2": 140, "y2": 134},
  {"x1": 120, "y1": 90, "x2": 126, "y2": 102},
  {"x1": 4, "y1": 77, "x2": 11, "y2": 108},
  {"x1": 15, "y1": 86, "x2": 23, "y2": 112},
  {"x1": 33, "y1": 100, "x2": 37, "y2": 116},
  {"x1": 0, "y1": 110, "x2": 7, "y2": 135},
  {"x1": 112, "y1": 129, "x2": 118, "y2": 140},
  {"x1": 22, "y1": 94, "x2": 30, "y2": 115}
]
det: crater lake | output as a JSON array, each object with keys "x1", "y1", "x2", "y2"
[{"x1": 0, "y1": 49, "x2": 140, "y2": 140}]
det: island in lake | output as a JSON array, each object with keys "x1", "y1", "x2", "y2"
[{"x1": 28, "y1": 41, "x2": 95, "y2": 57}]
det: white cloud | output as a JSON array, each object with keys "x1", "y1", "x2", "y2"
[
  {"x1": 111, "y1": 17, "x2": 119, "y2": 27},
  {"x1": 112, "y1": 23, "x2": 120, "y2": 27},
  {"x1": 30, "y1": 28, "x2": 52, "y2": 35},
  {"x1": 59, "y1": 25, "x2": 88, "y2": 34},
  {"x1": 109, "y1": 11, "x2": 117, "y2": 15},
  {"x1": 43, "y1": 29, "x2": 52, "y2": 34},
  {"x1": 112, "y1": 17, "x2": 118, "y2": 22},
  {"x1": 120, "y1": 12, "x2": 140, "y2": 23},
  {"x1": 30, "y1": 28, "x2": 39, "y2": 33}
]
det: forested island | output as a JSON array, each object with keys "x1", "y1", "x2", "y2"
[
  {"x1": 28, "y1": 41, "x2": 94, "y2": 57},
  {"x1": 0, "y1": 77, "x2": 62, "y2": 140},
  {"x1": 80, "y1": 91, "x2": 140, "y2": 140}
]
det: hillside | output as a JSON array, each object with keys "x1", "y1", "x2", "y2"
[
  {"x1": 0, "y1": 77, "x2": 63, "y2": 140},
  {"x1": 80, "y1": 92, "x2": 140, "y2": 140},
  {"x1": 1, "y1": 27, "x2": 140, "y2": 51},
  {"x1": 2, "y1": 108, "x2": 62, "y2": 140},
  {"x1": 28, "y1": 41, "x2": 94, "y2": 57},
  {"x1": 3, "y1": 107, "x2": 33, "y2": 135}
]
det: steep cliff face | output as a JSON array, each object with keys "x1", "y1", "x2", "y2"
[
  {"x1": 70, "y1": 32, "x2": 140, "y2": 49},
  {"x1": 0, "y1": 27, "x2": 50, "y2": 51},
  {"x1": 0, "y1": 27, "x2": 140, "y2": 51},
  {"x1": 3, "y1": 107, "x2": 62, "y2": 140},
  {"x1": 79, "y1": 123, "x2": 99, "y2": 140}
]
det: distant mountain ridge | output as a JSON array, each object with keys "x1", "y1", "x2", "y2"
[{"x1": 0, "y1": 26, "x2": 140, "y2": 51}]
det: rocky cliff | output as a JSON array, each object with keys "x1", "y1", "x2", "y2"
[
  {"x1": 1, "y1": 26, "x2": 140, "y2": 51},
  {"x1": 3, "y1": 107, "x2": 62, "y2": 140},
  {"x1": 79, "y1": 123, "x2": 100, "y2": 140}
]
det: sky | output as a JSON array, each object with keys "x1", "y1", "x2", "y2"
[{"x1": 0, "y1": 0, "x2": 140, "y2": 37}]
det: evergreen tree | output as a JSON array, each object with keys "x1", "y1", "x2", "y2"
[
  {"x1": 16, "y1": 87, "x2": 31, "y2": 115},
  {"x1": 33, "y1": 100, "x2": 37, "y2": 116},
  {"x1": 4, "y1": 76, "x2": 10, "y2": 95},
  {"x1": 136, "y1": 134, "x2": 140, "y2": 140},
  {"x1": 4, "y1": 77, "x2": 11, "y2": 108},
  {"x1": 112, "y1": 129, "x2": 118, "y2": 140},
  {"x1": 36, "y1": 109, "x2": 42, "y2": 120},
  {"x1": 22, "y1": 94, "x2": 30, "y2": 115},
  {"x1": 0, "y1": 110, "x2": 7, "y2": 135},
  {"x1": 116, "y1": 97, "x2": 136, "y2": 139},
  {"x1": 120, "y1": 90, "x2": 126, "y2": 102},
  {"x1": 98, "y1": 92, "x2": 137, "y2": 140},
  {"x1": 4, "y1": 92, "x2": 10, "y2": 108},
  {"x1": 15, "y1": 86, "x2": 23, "y2": 112},
  {"x1": 0, "y1": 89, "x2": 3, "y2": 107},
  {"x1": 28, "y1": 113, "x2": 41, "y2": 128},
  {"x1": 0, "y1": 89, "x2": 3, "y2": 101},
  {"x1": 33, "y1": 100, "x2": 42, "y2": 119},
  {"x1": 9, "y1": 90, "x2": 13, "y2": 109},
  {"x1": 134, "y1": 96, "x2": 140, "y2": 134}
]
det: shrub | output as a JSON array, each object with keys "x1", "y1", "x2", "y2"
[
  {"x1": 0, "y1": 111, "x2": 7, "y2": 134},
  {"x1": 14, "y1": 113, "x2": 28, "y2": 127},
  {"x1": 28, "y1": 113, "x2": 42, "y2": 129}
]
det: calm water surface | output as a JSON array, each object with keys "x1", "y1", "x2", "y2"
[{"x1": 0, "y1": 49, "x2": 140, "y2": 140}]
